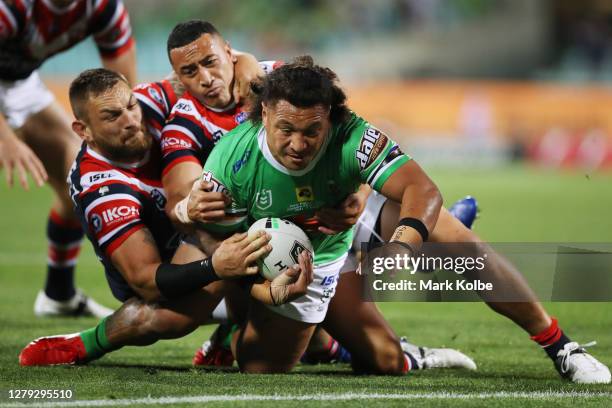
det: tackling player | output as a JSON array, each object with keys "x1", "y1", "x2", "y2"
[
  {"x1": 19, "y1": 68, "x2": 313, "y2": 366},
  {"x1": 0, "y1": 0, "x2": 136, "y2": 318}
]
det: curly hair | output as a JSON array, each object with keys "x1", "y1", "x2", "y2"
[{"x1": 248, "y1": 56, "x2": 350, "y2": 125}]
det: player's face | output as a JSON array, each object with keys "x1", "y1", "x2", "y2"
[
  {"x1": 170, "y1": 33, "x2": 235, "y2": 109},
  {"x1": 262, "y1": 100, "x2": 331, "y2": 170},
  {"x1": 78, "y1": 82, "x2": 150, "y2": 162}
]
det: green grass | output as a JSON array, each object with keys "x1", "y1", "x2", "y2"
[{"x1": 0, "y1": 166, "x2": 611, "y2": 407}]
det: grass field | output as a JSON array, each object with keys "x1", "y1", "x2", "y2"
[{"x1": 0, "y1": 166, "x2": 611, "y2": 407}]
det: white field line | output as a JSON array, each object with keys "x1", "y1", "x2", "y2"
[{"x1": 1, "y1": 391, "x2": 611, "y2": 407}]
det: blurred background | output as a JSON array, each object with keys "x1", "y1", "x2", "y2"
[{"x1": 42, "y1": 0, "x2": 612, "y2": 170}]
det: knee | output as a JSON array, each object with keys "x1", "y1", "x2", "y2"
[{"x1": 121, "y1": 300, "x2": 197, "y2": 340}]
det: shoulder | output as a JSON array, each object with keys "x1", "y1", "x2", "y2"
[{"x1": 205, "y1": 121, "x2": 261, "y2": 179}]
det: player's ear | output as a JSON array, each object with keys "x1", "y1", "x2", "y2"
[
  {"x1": 261, "y1": 102, "x2": 268, "y2": 124},
  {"x1": 226, "y1": 42, "x2": 237, "y2": 63},
  {"x1": 72, "y1": 120, "x2": 89, "y2": 141}
]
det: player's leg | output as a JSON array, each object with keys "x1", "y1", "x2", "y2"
[
  {"x1": 374, "y1": 196, "x2": 609, "y2": 383},
  {"x1": 301, "y1": 193, "x2": 479, "y2": 365},
  {"x1": 19, "y1": 241, "x2": 224, "y2": 366},
  {"x1": 19, "y1": 281, "x2": 228, "y2": 366},
  {"x1": 323, "y1": 272, "x2": 406, "y2": 374},
  {"x1": 13, "y1": 84, "x2": 110, "y2": 317},
  {"x1": 232, "y1": 254, "x2": 345, "y2": 373},
  {"x1": 427, "y1": 207, "x2": 610, "y2": 383},
  {"x1": 233, "y1": 299, "x2": 316, "y2": 373},
  {"x1": 323, "y1": 270, "x2": 476, "y2": 374}
]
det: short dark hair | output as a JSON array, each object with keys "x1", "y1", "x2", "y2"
[
  {"x1": 69, "y1": 68, "x2": 127, "y2": 120},
  {"x1": 167, "y1": 20, "x2": 220, "y2": 62},
  {"x1": 249, "y1": 56, "x2": 350, "y2": 125}
]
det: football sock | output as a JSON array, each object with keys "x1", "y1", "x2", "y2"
[
  {"x1": 403, "y1": 352, "x2": 419, "y2": 373},
  {"x1": 530, "y1": 317, "x2": 571, "y2": 360},
  {"x1": 325, "y1": 337, "x2": 352, "y2": 363},
  {"x1": 79, "y1": 317, "x2": 121, "y2": 361},
  {"x1": 44, "y1": 210, "x2": 83, "y2": 301}
]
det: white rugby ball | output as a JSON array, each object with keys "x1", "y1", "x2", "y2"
[{"x1": 247, "y1": 217, "x2": 314, "y2": 281}]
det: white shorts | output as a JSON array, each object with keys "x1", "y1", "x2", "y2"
[
  {"x1": 266, "y1": 253, "x2": 347, "y2": 324},
  {"x1": 340, "y1": 190, "x2": 388, "y2": 274},
  {"x1": 0, "y1": 71, "x2": 55, "y2": 129}
]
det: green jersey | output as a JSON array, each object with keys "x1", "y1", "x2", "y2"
[{"x1": 201, "y1": 112, "x2": 410, "y2": 265}]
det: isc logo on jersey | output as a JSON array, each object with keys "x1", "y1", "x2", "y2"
[{"x1": 356, "y1": 127, "x2": 389, "y2": 170}]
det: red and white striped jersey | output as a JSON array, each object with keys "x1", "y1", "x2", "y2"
[
  {"x1": 133, "y1": 79, "x2": 179, "y2": 142},
  {"x1": 0, "y1": 0, "x2": 134, "y2": 80},
  {"x1": 68, "y1": 143, "x2": 176, "y2": 300},
  {"x1": 160, "y1": 60, "x2": 283, "y2": 176}
]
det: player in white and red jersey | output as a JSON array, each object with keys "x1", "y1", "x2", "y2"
[
  {"x1": 132, "y1": 78, "x2": 179, "y2": 142},
  {"x1": 0, "y1": 0, "x2": 136, "y2": 318}
]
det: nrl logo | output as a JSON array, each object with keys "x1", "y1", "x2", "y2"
[{"x1": 255, "y1": 189, "x2": 273, "y2": 210}]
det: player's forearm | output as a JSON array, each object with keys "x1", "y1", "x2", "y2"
[
  {"x1": 127, "y1": 259, "x2": 220, "y2": 302},
  {"x1": 102, "y1": 45, "x2": 137, "y2": 86},
  {"x1": 162, "y1": 165, "x2": 200, "y2": 230},
  {"x1": 392, "y1": 182, "x2": 442, "y2": 247}
]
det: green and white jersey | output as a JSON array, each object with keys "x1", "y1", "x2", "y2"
[{"x1": 201, "y1": 112, "x2": 410, "y2": 265}]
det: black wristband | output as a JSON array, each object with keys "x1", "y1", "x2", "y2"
[
  {"x1": 397, "y1": 217, "x2": 429, "y2": 242},
  {"x1": 155, "y1": 257, "x2": 219, "y2": 299}
]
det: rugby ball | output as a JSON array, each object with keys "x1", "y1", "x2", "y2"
[{"x1": 247, "y1": 217, "x2": 314, "y2": 281}]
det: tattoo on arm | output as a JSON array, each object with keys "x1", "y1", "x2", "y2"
[{"x1": 391, "y1": 226, "x2": 408, "y2": 242}]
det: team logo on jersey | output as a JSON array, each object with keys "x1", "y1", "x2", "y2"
[
  {"x1": 99, "y1": 186, "x2": 110, "y2": 196},
  {"x1": 356, "y1": 127, "x2": 389, "y2": 170},
  {"x1": 235, "y1": 111, "x2": 249, "y2": 124},
  {"x1": 91, "y1": 214, "x2": 103, "y2": 233},
  {"x1": 148, "y1": 87, "x2": 163, "y2": 105},
  {"x1": 255, "y1": 189, "x2": 273, "y2": 210},
  {"x1": 175, "y1": 101, "x2": 193, "y2": 113},
  {"x1": 295, "y1": 186, "x2": 314, "y2": 203}
]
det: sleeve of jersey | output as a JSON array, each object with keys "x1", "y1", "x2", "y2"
[
  {"x1": 0, "y1": 0, "x2": 24, "y2": 40},
  {"x1": 81, "y1": 183, "x2": 144, "y2": 257},
  {"x1": 160, "y1": 107, "x2": 210, "y2": 176},
  {"x1": 198, "y1": 148, "x2": 247, "y2": 235},
  {"x1": 345, "y1": 116, "x2": 411, "y2": 192},
  {"x1": 133, "y1": 82, "x2": 170, "y2": 140},
  {"x1": 92, "y1": 0, "x2": 134, "y2": 59}
]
